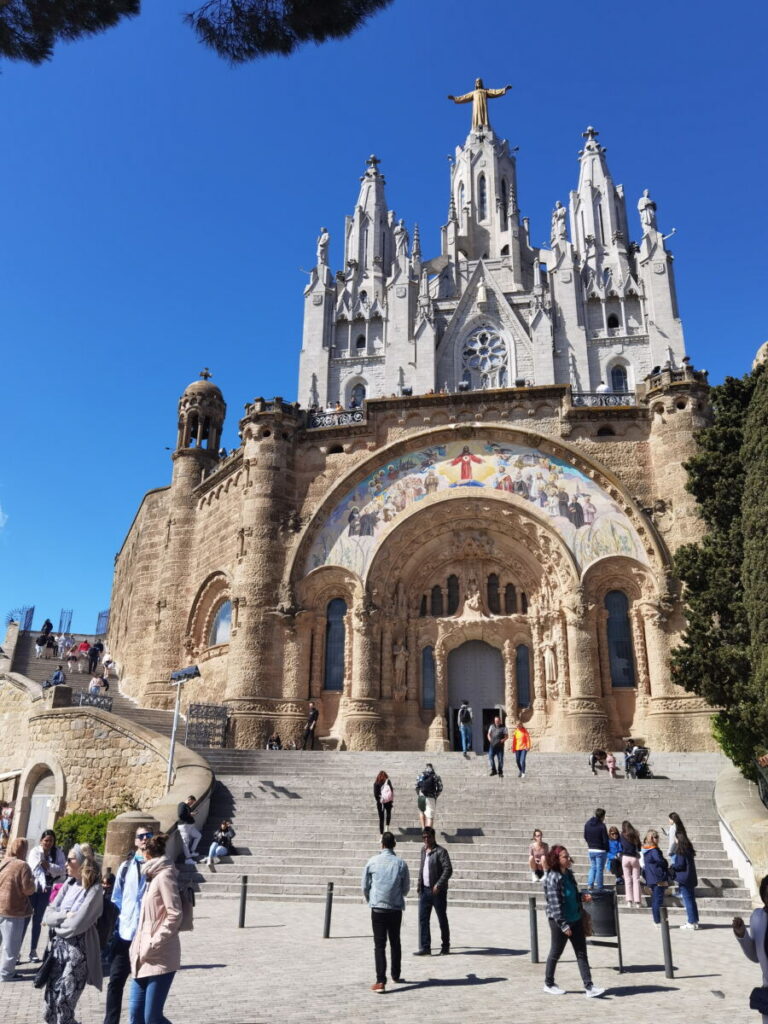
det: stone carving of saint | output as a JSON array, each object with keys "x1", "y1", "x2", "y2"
[
  {"x1": 551, "y1": 201, "x2": 567, "y2": 243},
  {"x1": 394, "y1": 219, "x2": 408, "y2": 260},
  {"x1": 447, "y1": 78, "x2": 513, "y2": 132},
  {"x1": 637, "y1": 190, "x2": 657, "y2": 233},
  {"x1": 316, "y1": 226, "x2": 330, "y2": 265},
  {"x1": 392, "y1": 641, "x2": 409, "y2": 701},
  {"x1": 543, "y1": 641, "x2": 558, "y2": 684}
]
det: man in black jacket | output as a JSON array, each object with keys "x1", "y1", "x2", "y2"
[
  {"x1": 583, "y1": 807, "x2": 609, "y2": 891},
  {"x1": 177, "y1": 795, "x2": 202, "y2": 864},
  {"x1": 414, "y1": 827, "x2": 453, "y2": 956}
]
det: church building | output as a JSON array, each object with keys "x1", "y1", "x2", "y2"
[{"x1": 108, "y1": 83, "x2": 714, "y2": 752}]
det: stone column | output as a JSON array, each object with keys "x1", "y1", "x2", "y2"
[
  {"x1": 406, "y1": 620, "x2": 419, "y2": 702},
  {"x1": 503, "y1": 638, "x2": 517, "y2": 714},
  {"x1": 561, "y1": 596, "x2": 610, "y2": 749},
  {"x1": 426, "y1": 643, "x2": 450, "y2": 752},
  {"x1": 344, "y1": 603, "x2": 382, "y2": 750},
  {"x1": 381, "y1": 620, "x2": 394, "y2": 701},
  {"x1": 529, "y1": 616, "x2": 546, "y2": 707},
  {"x1": 282, "y1": 610, "x2": 314, "y2": 702}
]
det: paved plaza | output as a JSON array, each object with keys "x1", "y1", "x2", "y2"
[{"x1": 2, "y1": 895, "x2": 760, "y2": 1023}]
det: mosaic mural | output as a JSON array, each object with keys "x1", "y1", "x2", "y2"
[{"x1": 305, "y1": 440, "x2": 649, "y2": 579}]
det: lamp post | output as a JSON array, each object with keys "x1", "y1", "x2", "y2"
[{"x1": 165, "y1": 665, "x2": 200, "y2": 794}]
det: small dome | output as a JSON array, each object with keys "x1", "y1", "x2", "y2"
[
  {"x1": 183, "y1": 369, "x2": 223, "y2": 398},
  {"x1": 753, "y1": 342, "x2": 768, "y2": 371}
]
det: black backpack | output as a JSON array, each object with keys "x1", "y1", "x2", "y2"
[
  {"x1": 458, "y1": 705, "x2": 471, "y2": 724},
  {"x1": 420, "y1": 771, "x2": 442, "y2": 797}
]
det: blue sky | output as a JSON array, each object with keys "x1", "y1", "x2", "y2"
[{"x1": 1, "y1": 0, "x2": 766, "y2": 633}]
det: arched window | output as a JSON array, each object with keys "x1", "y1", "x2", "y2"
[
  {"x1": 487, "y1": 574, "x2": 501, "y2": 614},
  {"x1": 447, "y1": 575, "x2": 460, "y2": 615},
  {"x1": 356, "y1": 334, "x2": 366, "y2": 350},
  {"x1": 458, "y1": 181, "x2": 465, "y2": 211},
  {"x1": 430, "y1": 585, "x2": 444, "y2": 617},
  {"x1": 597, "y1": 426, "x2": 615, "y2": 437},
  {"x1": 351, "y1": 383, "x2": 366, "y2": 408},
  {"x1": 419, "y1": 594, "x2": 427, "y2": 618},
  {"x1": 500, "y1": 179, "x2": 508, "y2": 217},
  {"x1": 421, "y1": 646, "x2": 436, "y2": 709},
  {"x1": 520, "y1": 592, "x2": 528, "y2": 614},
  {"x1": 604, "y1": 590, "x2": 636, "y2": 688},
  {"x1": 607, "y1": 313, "x2": 620, "y2": 329},
  {"x1": 516, "y1": 644, "x2": 531, "y2": 707},
  {"x1": 504, "y1": 584, "x2": 517, "y2": 614},
  {"x1": 324, "y1": 598, "x2": 347, "y2": 691},
  {"x1": 478, "y1": 175, "x2": 487, "y2": 220},
  {"x1": 611, "y1": 365, "x2": 629, "y2": 393},
  {"x1": 208, "y1": 600, "x2": 232, "y2": 646}
]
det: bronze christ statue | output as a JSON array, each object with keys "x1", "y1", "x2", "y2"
[{"x1": 448, "y1": 78, "x2": 512, "y2": 132}]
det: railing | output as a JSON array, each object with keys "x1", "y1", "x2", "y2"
[
  {"x1": 572, "y1": 391, "x2": 637, "y2": 407},
  {"x1": 307, "y1": 409, "x2": 366, "y2": 429},
  {"x1": 73, "y1": 692, "x2": 113, "y2": 713}
]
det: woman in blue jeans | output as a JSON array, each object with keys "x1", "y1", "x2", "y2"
[
  {"x1": 642, "y1": 830, "x2": 669, "y2": 924},
  {"x1": 672, "y1": 832, "x2": 699, "y2": 929},
  {"x1": 129, "y1": 834, "x2": 182, "y2": 1024}
]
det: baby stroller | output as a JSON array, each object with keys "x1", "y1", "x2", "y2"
[{"x1": 625, "y1": 746, "x2": 652, "y2": 779}]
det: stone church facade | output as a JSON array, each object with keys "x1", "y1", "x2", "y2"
[{"x1": 108, "y1": 93, "x2": 715, "y2": 752}]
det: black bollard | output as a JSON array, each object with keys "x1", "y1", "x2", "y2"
[
  {"x1": 323, "y1": 881, "x2": 334, "y2": 938},
  {"x1": 238, "y1": 874, "x2": 248, "y2": 929},
  {"x1": 660, "y1": 905, "x2": 674, "y2": 978},
  {"x1": 529, "y1": 895, "x2": 539, "y2": 963}
]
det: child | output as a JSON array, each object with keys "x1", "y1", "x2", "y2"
[
  {"x1": 642, "y1": 830, "x2": 670, "y2": 924},
  {"x1": 605, "y1": 751, "x2": 617, "y2": 778},
  {"x1": 607, "y1": 825, "x2": 623, "y2": 886}
]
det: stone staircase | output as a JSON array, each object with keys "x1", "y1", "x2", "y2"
[
  {"x1": 11, "y1": 631, "x2": 178, "y2": 739},
  {"x1": 184, "y1": 749, "x2": 753, "y2": 920}
]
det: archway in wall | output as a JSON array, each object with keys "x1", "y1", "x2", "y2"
[
  {"x1": 447, "y1": 640, "x2": 504, "y2": 752},
  {"x1": 26, "y1": 771, "x2": 55, "y2": 843}
]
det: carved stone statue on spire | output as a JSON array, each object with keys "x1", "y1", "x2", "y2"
[
  {"x1": 316, "y1": 227, "x2": 330, "y2": 266},
  {"x1": 551, "y1": 201, "x2": 567, "y2": 243},
  {"x1": 447, "y1": 78, "x2": 512, "y2": 132},
  {"x1": 638, "y1": 190, "x2": 657, "y2": 233},
  {"x1": 394, "y1": 219, "x2": 408, "y2": 260}
]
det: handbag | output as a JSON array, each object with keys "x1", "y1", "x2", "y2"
[
  {"x1": 417, "y1": 794, "x2": 427, "y2": 813},
  {"x1": 33, "y1": 937, "x2": 55, "y2": 990},
  {"x1": 581, "y1": 908, "x2": 593, "y2": 937},
  {"x1": 610, "y1": 856, "x2": 622, "y2": 874},
  {"x1": 749, "y1": 986, "x2": 768, "y2": 1014}
]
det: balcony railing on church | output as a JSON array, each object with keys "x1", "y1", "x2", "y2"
[
  {"x1": 572, "y1": 391, "x2": 637, "y2": 407},
  {"x1": 307, "y1": 409, "x2": 366, "y2": 429}
]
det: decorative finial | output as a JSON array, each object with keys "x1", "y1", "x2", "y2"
[
  {"x1": 412, "y1": 223, "x2": 421, "y2": 258},
  {"x1": 582, "y1": 126, "x2": 599, "y2": 141},
  {"x1": 199, "y1": 368, "x2": 212, "y2": 380},
  {"x1": 366, "y1": 154, "x2": 381, "y2": 169}
]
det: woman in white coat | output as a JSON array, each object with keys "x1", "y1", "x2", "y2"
[{"x1": 733, "y1": 874, "x2": 768, "y2": 1024}]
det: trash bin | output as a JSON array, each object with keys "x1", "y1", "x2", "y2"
[{"x1": 582, "y1": 889, "x2": 616, "y2": 937}]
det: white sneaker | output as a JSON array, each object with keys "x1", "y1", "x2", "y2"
[
  {"x1": 531, "y1": 871, "x2": 539, "y2": 882},
  {"x1": 543, "y1": 984, "x2": 566, "y2": 995},
  {"x1": 680, "y1": 922, "x2": 699, "y2": 930},
  {"x1": 585, "y1": 986, "x2": 605, "y2": 998}
]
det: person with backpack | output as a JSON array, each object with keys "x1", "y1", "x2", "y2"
[
  {"x1": 373, "y1": 772, "x2": 394, "y2": 835},
  {"x1": 457, "y1": 700, "x2": 473, "y2": 756},
  {"x1": 129, "y1": 833, "x2": 183, "y2": 1024},
  {"x1": 103, "y1": 824, "x2": 152, "y2": 1024},
  {"x1": 415, "y1": 764, "x2": 442, "y2": 830},
  {"x1": 642, "y1": 830, "x2": 670, "y2": 925}
]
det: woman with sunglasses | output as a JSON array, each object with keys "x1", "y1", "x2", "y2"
[
  {"x1": 42, "y1": 843, "x2": 103, "y2": 1023},
  {"x1": 542, "y1": 845, "x2": 605, "y2": 998},
  {"x1": 528, "y1": 829, "x2": 549, "y2": 882}
]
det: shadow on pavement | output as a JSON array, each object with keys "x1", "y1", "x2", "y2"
[
  {"x1": 607, "y1": 984, "x2": 679, "y2": 996},
  {"x1": 456, "y1": 946, "x2": 527, "y2": 957},
  {"x1": 389, "y1": 974, "x2": 507, "y2": 991},
  {"x1": 178, "y1": 964, "x2": 227, "y2": 971}
]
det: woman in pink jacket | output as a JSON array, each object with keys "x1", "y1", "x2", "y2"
[{"x1": 129, "y1": 834, "x2": 182, "y2": 1024}]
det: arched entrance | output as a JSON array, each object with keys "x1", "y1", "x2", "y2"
[{"x1": 447, "y1": 640, "x2": 504, "y2": 752}]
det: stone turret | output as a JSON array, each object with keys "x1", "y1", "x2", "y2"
[{"x1": 173, "y1": 369, "x2": 226, "y2": 489}]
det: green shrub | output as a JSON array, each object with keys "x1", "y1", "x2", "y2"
[{"x1": 53, "y1": 810, "x2": 117, "y2": 854}]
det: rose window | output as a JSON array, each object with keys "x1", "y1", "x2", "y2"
[{"x1": 461, "y1": 327, "x2": 508, "y2": 389}]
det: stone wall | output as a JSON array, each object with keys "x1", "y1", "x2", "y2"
[{"x1": 26, "y1": 706, "x2": 169, "y2": 814}]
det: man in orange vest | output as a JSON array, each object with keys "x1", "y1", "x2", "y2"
[{"x1": 511, "y1": 721, "x2": 531, "y2": 778}]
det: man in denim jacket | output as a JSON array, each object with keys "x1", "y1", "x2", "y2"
[{"x1": 361, "y1": 832, "x2": 411, "y2": 994}]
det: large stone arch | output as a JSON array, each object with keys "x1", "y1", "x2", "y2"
[{"x1": 289, "y1": 424, "x2": 666, "y2": 593}]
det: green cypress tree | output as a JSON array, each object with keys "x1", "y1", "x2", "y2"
[
  {"x1": 741, "y1": 363, "x2": 768, "y2": 747},
  {"x1": 672, "y1": 372, "x2": 759, "y2": 775}
]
